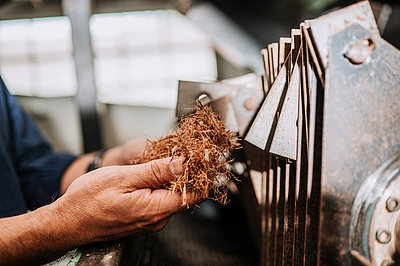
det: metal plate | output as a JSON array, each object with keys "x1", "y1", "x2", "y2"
[
  {"x1": 305, "y1": 0, "x2": 379, "y2": 70},
  {"x1": 176, "y1": 81, "x2": 236, "y2": 117},
  {"x1": 261, "y1": 48, "x2": 271, "y2": 93},
  {"x1": 319, "y1": 24, "x2": 400, "y2": 265},
  {"x1": 176, "y1": 75, "x2": 263, "y2": 135},
  {"x1": 279, "y1": 38, "x2": 291, "y2": 71},
  {"x1": 269, "y1": 52, "x2": 300, "y2": 160},
  {"x1": 245, "y1": 57, "x2": 289, "y2": 150},
  {"x1": 268, "y1": 43, "x2": 279, "y2": 83}
]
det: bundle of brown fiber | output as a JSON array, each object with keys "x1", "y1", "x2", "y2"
[{"x1": 131, "y1": 103, "x2": 241, "y2": 205}]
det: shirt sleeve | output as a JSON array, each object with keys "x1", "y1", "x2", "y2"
[{"x1": 1, "y1": 78, "x2": 77, "y2": 210}]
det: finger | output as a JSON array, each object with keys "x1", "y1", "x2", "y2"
[
  {"x1": 123, "y1": 139, "x2": 148, "y2": 163},
  {"x1": 150, "y1": 189, "x2": 206, "y2": 213},
  {"x1": 151, "y1": 217, "x2": 171, "y2": 232},
  {"x1": 122, "y1": 157, "x2": 184, "y2": 189}
]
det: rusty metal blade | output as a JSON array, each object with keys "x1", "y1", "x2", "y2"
[
  {"x1": 305, "y1": 0, "x2": 378, "y2": 70},
  {"x1": 176, "y1": 75, "x2": 263, "y2": 135},
  {"x1": 290, "y1": 29, "x2": 301, "y2": 74},
  {"x1": 279, "y1": 38, "x2": 291, "y2": 71},
  {"x1": 268, "y1": 43, "x2": 279, "y2": 83},
  {"x1": 245, "y1": 57, "x2": 289, "y2": 150},
  {"x1": 176, "y1": 81, "x2": 235, "y2": 117},
  {"x1": 261, "y1": 48, "x2": 271, "y2": 93},
  {"x1": 269, "y1": 51, "x2": 301, "y2": 160},
  {"x1": 303, "y1": 24, "x2": 325, "y2": 86}
]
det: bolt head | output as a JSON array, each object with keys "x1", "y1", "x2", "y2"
[
  {"x1": 386, "y1": 197, "x2": 400, "y2": 212},
  {"x1": 344, "y1": 38, "x2": 375, "y2": 65},
  {"x1": 376, "y1": 229, "x2": 391, "y2": 244}
]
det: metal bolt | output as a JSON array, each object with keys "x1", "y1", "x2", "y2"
[
  {"x1": 198, "y1": 93, "x2": 211, "y2": 106},
  {"x1": 381, "y1": 259, "x2": 396, "y2": 266},
  {"x1": 376, "y1": 229, "x2": 391, "y2": 244},
  {"x1": 344, "y1": 38, "x2": 375, "y2": 65},
  {"x1": 386, "y1": 197, "x2": 400, "y2": 212}
]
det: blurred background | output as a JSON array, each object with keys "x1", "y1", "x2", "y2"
[{"x1": 0, "y1": 0, "x2": 398, "y2": 155}]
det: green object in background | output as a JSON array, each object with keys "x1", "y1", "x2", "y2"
[
  {"x1": 308, "y1": 0, "x2": 338, "y2": 13},
  {"x1": 67, "y1": 250, "x2": 82, "y2": 266}
]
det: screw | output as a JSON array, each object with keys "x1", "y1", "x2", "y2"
[
  {"x1": 198, "y1": 93, "x2": 211, "y2": 106},
  {"x1": 386, "y1": 197, "x2": 400, "y2": 212},
  {"x1": 344, "y1": 38, "x2": 375, "y2": 65},
  {"x1": 376, "y1": 229, "x2": 391, "y2": 244}
]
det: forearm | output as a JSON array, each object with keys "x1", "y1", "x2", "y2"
[{"x1": 0, "y1": 203, "x2": 80, "y2": 265}]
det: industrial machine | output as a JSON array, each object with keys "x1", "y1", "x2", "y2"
[{"x1": 176, "y1": 1, "x2": 400, "y2": 265}]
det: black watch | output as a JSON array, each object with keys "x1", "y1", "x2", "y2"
[{"x1": 87, "y1": 149, "x2": 107, "y2": 172}]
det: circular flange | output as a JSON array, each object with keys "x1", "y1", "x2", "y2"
[
  {"x1": 350, "y1": 153, "x2": 400, "y2": 265},
  {"x1": 369, "y1": 176, "x2": 400, "y2": 265}
]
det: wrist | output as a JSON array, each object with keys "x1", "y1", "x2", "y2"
[
  {"x1": 87, "y1": 149, "x2": 107, "y2": 172},
  {"x1": 43, "y1": 198, "x2": 89, "y2": 247},
  {"x1": 35, "y1": 201, "x2": 81, "y2": 248}
]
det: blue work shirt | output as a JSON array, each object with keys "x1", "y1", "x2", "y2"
[{"x1": 0, "y1": 77, "x2": 76, "y2": 218}]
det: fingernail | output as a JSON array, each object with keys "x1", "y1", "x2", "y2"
[{"x1": 169, "y1": 158, "x2": 184, "y2": 176}]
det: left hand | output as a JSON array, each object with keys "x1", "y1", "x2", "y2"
[{"x1": 101, "y1": 139, "x2": 148, "y2": 166}]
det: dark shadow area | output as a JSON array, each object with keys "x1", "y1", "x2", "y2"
[
  {"x1": 199, "y1": 0, "x2": 400, "y2": 49},
  {"x1": 121, "y1": 196, "x2": 258, "y2": 266}
]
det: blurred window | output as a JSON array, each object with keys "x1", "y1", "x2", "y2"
[
  {"x1": 90, "y1": 10, "x2": 217, "y2": 108},
  {"x1": 0, "y1": 10, "x2": 217, "y2": 109},
  {"x1": 0, "y1": 16, "x2": 77, "y2": 97}
]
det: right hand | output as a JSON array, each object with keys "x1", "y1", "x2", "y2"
[{"x1": 52, "y1": 157, "x2": 199, "y2": 245}]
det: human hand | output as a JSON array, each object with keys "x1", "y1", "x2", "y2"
[
  {"x1": 60, "y1": 139, "x2": 149, "y2": 195},
  {"x1": 53, "y1": 157, "x2": 200, "y2": 245},
  {"x1": 101, "y1": 139, "x2": 148, "y2": 166}
]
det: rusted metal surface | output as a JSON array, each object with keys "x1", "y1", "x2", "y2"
[
  {"x1": 241, "y1": 2, "x2": 400, "y2": 265},
  {"x1": 279, "y1": 38, "x2": 291, "y2": 71},
  {"x1": 176, "y1": 81, "x2": 234, "y2": 117},
  {"x1": 304, "y1": 60, "x2": 323, "y2": 266},
  {"x1": 302, "y1": 24, "x2": 325, "y2": 86},
  {"x1": 176, "y1": 74, "x2": 263, "y2": 136},
  {"x1": 290, "y1": 29, "x2": 301, "y2": 73},
  {"x1": 268, "y1": 157, "x2": 278, "y2": 266},
  {"x1": 261, "y1": 48, "x2": 271, "y2": 93},
  {"x1": 269, "y1": 53, "x2": 300, "y2": 160},
  {"x1": 351, "y1": 154, "x2": 400, "y2": 266},
  {"x1": 268, "y1": 43, "x2": 279, "y2": 82},
  {"x1": 284, "y1": 162, "x2": 296, "y2": 265},
  {"x1": 305, "y1": 0, "x2": 378, "y2": 69},
  {"x1": 275, "y1": 159, "x2": 286, "y2": 266},
  {"x1": 245, "y1": 58, "x2": 289, "y2": 150},
  {"x1": 319, "y1": 23, "x2": 400, "y2": 265}
]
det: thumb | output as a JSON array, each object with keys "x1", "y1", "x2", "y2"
[{"x1": 129, "y1": 157, "x2": 184, "y2": 188}]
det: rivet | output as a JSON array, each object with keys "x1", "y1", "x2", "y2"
[
  {"x1": 386, "y1": 197, "x2": 400, "y2": 212},
  {"x1": 344, "y1": 38, "x2": 375, "y2": 65},
  {"x1": 376, "y1": 229, "x2": 391, "y2": 244}
]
